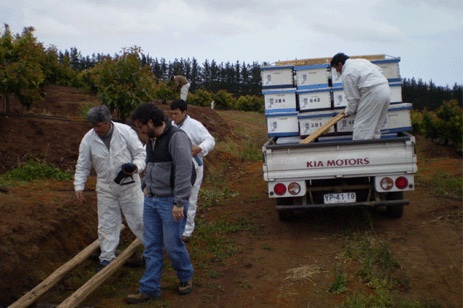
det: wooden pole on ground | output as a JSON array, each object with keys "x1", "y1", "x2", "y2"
[
  {"x1": 57, "y1": 238, "x2": 141, "y2": 308},
  {"x1": 9, "y1": 225, "x2": 125, "y2": 308},
  {"x1": 300, "y1": 112, "x2": 345, "y2": 144}
]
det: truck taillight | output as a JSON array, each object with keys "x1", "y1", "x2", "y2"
[
  {"x1": 288, "y1": 182, "x2": 301, "y2": 195},
  {"x1": 274, "y1": 183, "x2": 287, "y2": 196},
  {"x1": 395, "y1": 176, "x2": 408, "y2": 189},
  {"x1": 380, "y1": 177, "x2": 394, "y2": 190},
  {"x1": 375, "y1": 175, "x2": 414, "y2": 192}
]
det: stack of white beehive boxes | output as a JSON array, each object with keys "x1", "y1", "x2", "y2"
[
  {"x1": 261, "y1": 55, "x2": 412, "y2": 144},
  {"x1": 261, "y1": 65, "x2": 299, "y2": 139}
]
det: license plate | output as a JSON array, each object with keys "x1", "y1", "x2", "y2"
[{"x1": 323, "y1": 192, "x2": 356, "y2": 204}]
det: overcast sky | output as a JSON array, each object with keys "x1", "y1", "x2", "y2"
[{"x1": 1, "y1": 0, "x2": 462, "y2": 87}]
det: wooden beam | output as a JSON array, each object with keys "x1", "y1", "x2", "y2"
[
  {"x1": 300, "y1": 112, "x2": 345, "y2": 144},
  {"x1": 9, "y1": 225, "x2": 125, "y2": 308},
  {"x1": 56, "y1": 238, "x2": 142, "y2": 308}
]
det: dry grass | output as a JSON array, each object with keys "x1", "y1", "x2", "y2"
[{"x1": 284, "y1": 265, "x2": 327, "y2": 282}]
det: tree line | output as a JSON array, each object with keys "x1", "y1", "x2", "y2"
[
  {"x1": 60, "y1": 46, "x2": 463, "y2": 111},
  {"x1": 2, "y1": 25, "x2": 462, "y2": 112},
  {"x1": 402, "y1": 78, "x2": 462, "y2": 111},
  {"x1": 1, "y1": 25, "x2": 461, "y2": 152},
  {"x1": 59, "y1": 47, "x2": 263, "y2": 97}
]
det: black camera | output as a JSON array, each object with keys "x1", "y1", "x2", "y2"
[{"x1": 114, "y1": 163, "x2": 136, "y2": 185}]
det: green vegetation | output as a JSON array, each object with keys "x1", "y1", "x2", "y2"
[
  {"x1": 80, "y1": 47, "x2": 158, "y2": 121},
  {"x1": 331, "y1": 232, "x2": 427, "y2": 307},
  {"x1": 214, "y1": 110, "x2": 267, "y2": 162},
  {"x1": 0, "y1": 26, "x2": 45, "y2": 113},
  {"x1": 216, "y1": 137, "x2": 262, "y2": 162},
  {"x1": 199, "y1": 185, "x2": 240, "y2": 209},
  {"x1": 0, "y1": 160, "x2": 72, "y2": 184},
  {"x1": 328, "y1": 269, "x2": 348, "y2": 294},
  {"x1": 78, "y1": 102, "x2": 96, "y2": 118},
  {"x1": 429, "y1": 170, "x2": 462, "y2": 199},
  {"x1": 411, "y1": 100, "x2": 462, "y2": 153},
  {"x1": 402, "y1": 78, "x2": 462, "y2": 111},
  {"x1": 343, "y1": 234, "x2": 400, "y2": 287}
]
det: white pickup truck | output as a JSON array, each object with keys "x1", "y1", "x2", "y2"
[{"x1": 262, "y1": 132, "x2": 418, "y2": 220}]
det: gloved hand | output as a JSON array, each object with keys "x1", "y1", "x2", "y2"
[{"x1": 122, "y1": 163, "x2": 137, "y2": 174}]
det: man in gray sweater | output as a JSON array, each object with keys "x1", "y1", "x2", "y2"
[{"x1": 127, "y1": 103, "x2": 194, "y2": 304}]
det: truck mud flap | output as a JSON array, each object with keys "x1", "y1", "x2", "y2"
[{"x1": 275, "y1": 199, "x2": 409, "y2": 210}]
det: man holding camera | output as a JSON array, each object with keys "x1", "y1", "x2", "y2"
[{"x1": 74, "y1": 105, "x2": 146, "y2": 270}]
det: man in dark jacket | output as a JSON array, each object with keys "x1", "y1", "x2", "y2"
[{"x1": 126, "y1": 103, "x2": 194, "y2": 304}]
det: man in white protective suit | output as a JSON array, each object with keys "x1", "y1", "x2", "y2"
[
  {"x1": 330, "y1": 53, "x2": 391, "y2": 140},
  {"x1": 170, "y1": 99, "x2": 215, "y2": 242},
  {"x1": 74, "y1": 105, "x2": 145, "y2": 270}
]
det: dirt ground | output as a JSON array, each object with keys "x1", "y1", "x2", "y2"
[{"x1": 0, "y1": 85, "x2": 461, "y2": 307}]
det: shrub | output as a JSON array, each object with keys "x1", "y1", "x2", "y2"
[
  {"x1": 235, "y1": 95, "x2": 264, "y2": 112},
  {"x1": 153, "y1": 82, "x2": 175, "y2": 103},
  {"x1": 1, "y1": 160, "x2": 73, "y2": 181},
  {"x1": 188, "y1": 89, "x2": 214, "y2": 107},
  {"x1": 213, "y1": 90, "x2": 236, "y2": 110}
]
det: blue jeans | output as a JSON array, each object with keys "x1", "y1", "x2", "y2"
[{"x1": 139, "y1": 196, "x2": 194, "y2": 296}]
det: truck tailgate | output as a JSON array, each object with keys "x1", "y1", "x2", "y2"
[{"x1": 263, "y1": 134, "x2": 417, "y2": 181}]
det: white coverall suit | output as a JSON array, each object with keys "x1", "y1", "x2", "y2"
[
  {"x1": 173, "y1": 115, "x2": 215, "y2": 237},
  {"x1": 341, "y1": 58, "x2": 391, "y2": 140},
  {"x1": 74, "y1": 122, "x2": 146, "y2": 264},
  {"x1": 180, "y1": 83, "x2": 191, "y2": 101}
]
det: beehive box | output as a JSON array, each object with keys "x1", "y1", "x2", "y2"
[
  {"x1": 336, "y1": 113, "x2": 388, "y2": 133},
  {"x1": 294, "y1": 64, "x2": 330, "y2": 89},
  {"x1": 382, "y1": 103, "x2": 412, "y2": 133},
  {"x1": 262, "y1": 88, "x2": 297, "y2": 112},
  {"x1": 332, "y1": 80, "x2": 402, "y2": 108},
  {"x1": 371, "y1": 58, "x2": 401, "y2": 79},
  {"x1": 332, "y1": 86, "x2": 348, "y2": 108},
  {"x1": 261, "y1": 65, "x2": 294, "y2": 89},
  {"x1": 389, "y1": 81, "x2": 403, "y2": 103},
  {"x1": 298, "y1": 110, "x2": 336, "y2": 137},
  {"x1": 297, "y1": 88, "x2": 332, "y2": 111},
  {"x1": 266, "y1": 111, "x2": 299, "y2": 137},
  {"x1": 336, "y1": 103, "x2": 411, "y2": 134},
  {"x1": 336, "y1": 116, "x2": 356, "y2": 133}
]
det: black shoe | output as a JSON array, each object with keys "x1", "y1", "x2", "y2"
[
  {"x1": 96, "y1": 260, "x2": 110, "y2": 272},
  {"x1": 178, "y1": 280, "x2": 193, "y2": 295},
  {"x1": 126, "y1": 291, "x2": 160, "y2": 304},
  {"x1": 182, "y1": 236, "x2": 190, "y2": 243}
]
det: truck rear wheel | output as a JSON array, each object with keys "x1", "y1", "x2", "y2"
[{"x1": 385, "y1": 192, "x2": 405, "y2": 218}]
